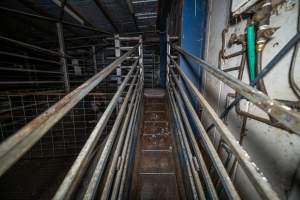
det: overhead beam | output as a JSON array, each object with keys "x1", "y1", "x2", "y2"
[
  {"x1": 0, "y1": 6, "x2": 112, "y2": 35},
  {"x1": 52, "y1": 0, "x2": 84, "y2": 24},
  {"x1": 51, "y1": 0, "x2": 95, "y2": 28},
  {"x1": 94, "y1": 0, "x2": 119, "y2": 33},
  {"x1": 132, "y1": 0, "x2": 158, "y2": 3},
  {"x1": 17, "y1": 0, "x2": 77, "y2": 36},
  {"x1": 157, "y1": 0, "x2": 174, "y2": 28},
  {"x1": 126, "y1": 0, "x2": 140, "y2": 31}
]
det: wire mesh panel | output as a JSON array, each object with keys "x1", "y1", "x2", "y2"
[{"x1": 0, "y1": 93, "x2": 115, "y2": 159}]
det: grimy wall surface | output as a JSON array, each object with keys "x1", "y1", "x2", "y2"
[{"x1": 203, "y1": 0, "x2": 300, "y2": 199}]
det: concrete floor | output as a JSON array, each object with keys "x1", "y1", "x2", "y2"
[{"x1": 130, "y1": 89, "x2": 185, "y2": 200}]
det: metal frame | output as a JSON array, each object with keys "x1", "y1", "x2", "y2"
[
  {"x1": 94, "y1": 0, "x2": 119, "y2": 33},
  {"x1": 57, "y1": 22, "x2": 70, "y2": 92},
  {"x1": 0, "y1": 6, "x2": 112, "y2": 35},
  {"x1": 0, "y1": 42, "x2": 141, "y2": 177},
  {"x1": 168, "y1": 43, "x2": 282, "y2": 199},
  {"x1": 172, "y1": 44, "x2": 300, "y2": 135}
]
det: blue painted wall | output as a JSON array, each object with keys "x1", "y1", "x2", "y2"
[{"x1": 180, "y1": 0, "x2": 208, "y2": 106}]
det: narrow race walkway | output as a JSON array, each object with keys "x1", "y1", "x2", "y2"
[{"x1": 130, "y1": 89, "x2": 185, "y2": 200}]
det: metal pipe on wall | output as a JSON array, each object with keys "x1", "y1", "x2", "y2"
[
  {"x1": 172, "y1": 44, "x2": 300, "y2": 135},
  {"x1": 217, "y1": 32, "x2": 300, "y2": 123}
]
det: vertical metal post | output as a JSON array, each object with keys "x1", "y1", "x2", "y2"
[
  {"x1": 114, "y1": 34, "x2": 121, "y2": 85},
  {"x1": 114, "y1": 34, "x2": 121, "y2": 111},
  {"x1": 138, "y1": 35, "x2": 143, "y2": 84},
  {"x1": 92, "y1": 46, "x2": 97, "y2": 75},
  {"x1": 166, "y1": 34, "x2": 170, "y2": 84},
  {"x1": 152, "y1": 53, "x2": 154, "y2": 88},
  {"x1": 56, "y1": 22, "x2": 70, "y2": 92},
  {"x1": 101, "y1": 51, "x2": 105, "y2": 69}
]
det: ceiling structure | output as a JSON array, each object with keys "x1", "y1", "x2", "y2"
[
  {"x1": 0, "y1": 0, "x2": 178, "y2": 92},
  {"x1": 0, "y1": 0, "x2": 160, "y2": 38},
  {"x1": 0, "y1": 0, "x2": 166, "y2": 62}
]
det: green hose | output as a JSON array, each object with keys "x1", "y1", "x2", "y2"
[{"x1": 246, "y1": 24, "x2": 256, "y2": 81}]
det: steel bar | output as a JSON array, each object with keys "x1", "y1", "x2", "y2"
[
  {"x1": 94, "y1": 0, "x2": 119, "y2": 33},
  {"x1": 0, "y1": 51, "x2": 61, "y2": 64},
  {"x1": 168, "y1": 73, "x2": 240, "y2": 200},
  {"x1": 0, "y1": 67, "x2": 62, "y2": 74},
  {"x1": 172, "y1": 46, "x2": 300, "y2": 135},
  {"x1": 110, "y1": 85, "x2": 142, "y2": 199},
  {"x1": 0, "y1": 91, "x2": 113, "y2": 96},
  {"x1": 168, "y1": 89, "x2": 205, "y2": 200},
  {"x1": 53, "y1": 59, "x2": 139, "y2": 200},
  {"x1": 92, "y1": 46, "x2": 97, "y2": 74},
  {"x1": 56, "y1": 22, "x2": 70, "y2": 92},
  {"x1": 126, "y1": 0, "x2": 139, "y2": 31},
  {"x1": 0, "y1": 44, "x2": 139, "y2": 177},
  {"x1": 100, "y1": 81, "x2": 141, "y2": 200},
  {"x1": 106, "y1": 37, "x2": 141, "y2": 41},
  {"x1": 0, "y1": 102, "x2": 47, "y2": 114},
  {"x1": 219, "y1": 32, "x2": 300, "y2": 120},
  {"x1": 223, "y1": 67, "x2": 240, "y2": 72},
  {"x1": 170, "y1": 86, "x2": 219, "y2": 200},
  {"x1": 0, "y1": 81, "x2": 63, "y2": 84},
  {"x1": 132, "y1": 0, "x2": 158, "y2": 3},
  {"x1": 169, "y1": 60, "x2": 280, "y2": 199},
  {"x1": 83, "y1": 70, "x2": 139, "y2": 200},
  {"x1": 169, "y1": 91, "x2": 199, "y2": 199},
  {"x1": 0, "y1": 6, "x2": 112, "y2": 35},
  {"x1": 115, "y1": 35, "x2": 122, "y2": 85},
  {"x1": 52, "y1": 0, "x2": 85, "y2": 25},
  {"x1": 0, "y1": 35, "x2": 68, "y2": 58},
  {"x1": 117, "y1": 91, "x2": 142, "y2": 199}
]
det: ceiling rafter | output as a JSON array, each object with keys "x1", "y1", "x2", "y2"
[{"x1": 94, "y1": 0, "x2": 119, "y2": 33}]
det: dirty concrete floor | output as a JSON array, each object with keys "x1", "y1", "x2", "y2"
[{"x1": 130, "y1": 89, "x2": 184, "y2": 200}]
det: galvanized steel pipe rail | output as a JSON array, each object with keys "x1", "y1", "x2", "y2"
[
  {"x1": 83, "y1": 73, "x2": 140, "y2": 200},
  {"x1": 172, "y1": 45, "x2": 300, "y2": 135},
  {"x1": 169, "y1": 92, "x2": 199, "y2": 199},
  {"x1": 100, "y1": 83, "x2": 142, "y2": 199},
  {"x1": 168, "y1": 86, "x2": 219, "y2": 200},
  {"x1": 0, "y1": 43, "x2": 140, "y2": 177},
  {"x1": 54, "y1": 60, "x2": 140, "y2": 200},
  {"x1": 0, "y1": 35, "x2": 70, "y2": 59},
  {"x1": 168, "y1": 55, "x2": 280, "y2": 199},
  {"x1": 168, "y1": 73, "x2": 240, "y2": 200},
  {"x1": 110, "y1": 86, "x2": 142, "y2": 199},
  {"x1": 168, "y1": 89, "x2": 206, "y2": 199}
]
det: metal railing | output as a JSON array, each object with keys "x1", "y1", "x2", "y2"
[
  {"x1": 0, "y1": 37, "x2": 143, "y2": 199},
  {"x1": 166, "y1": 40, "x2": 291, "y2": 199}
]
